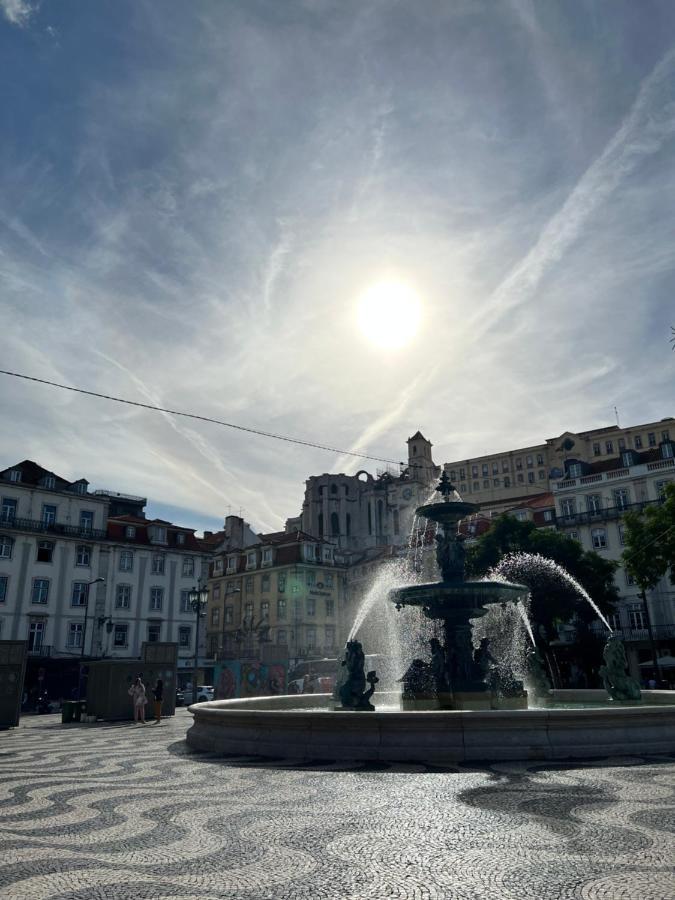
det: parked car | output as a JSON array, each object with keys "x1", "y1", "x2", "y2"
[
  {"x1": 181, "y1": 685, "x2": 215, "y2": 704},
  {"x1": 175, "y1": 689, "x2": 185, "y2": 707}
]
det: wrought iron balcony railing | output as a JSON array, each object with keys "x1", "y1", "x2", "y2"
[{"x1": 0, "y1": 516, "x2": 107, "y2": 540}]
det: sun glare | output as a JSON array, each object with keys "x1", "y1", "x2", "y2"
[{"x1": 356, "y1": 280, "x2": 422, "y2": 349}]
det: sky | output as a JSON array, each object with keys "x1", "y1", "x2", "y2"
[{"x1": 1, "y1": 0, "x2": 674, "y2": 535}]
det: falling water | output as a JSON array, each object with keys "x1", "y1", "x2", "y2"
[
  {"x1": 491, "y1": 552, "x2": 613, "y2": 632},
  {"x1": 517, "y1": 599, "x2": 537, "y2": 647}
]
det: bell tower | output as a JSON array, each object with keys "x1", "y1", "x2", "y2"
[{"x1": 407, "y1": 431, "x2": 438, "y2": 483}]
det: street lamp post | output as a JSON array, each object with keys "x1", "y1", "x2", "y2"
[{"x1": 188, "y1": 583, "x2": 209, "y2": 703}]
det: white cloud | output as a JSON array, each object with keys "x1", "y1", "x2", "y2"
[{"x1": 0, "y1": 0, "x2": 37, "y2": 27}]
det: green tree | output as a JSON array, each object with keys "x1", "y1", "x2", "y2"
[{"x1": 466, "y1": 515, "x2": 619, "y2": 638}]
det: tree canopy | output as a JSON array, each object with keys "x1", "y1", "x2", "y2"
[
  {"x1": 465, "y1": 515, "x2": 619, "y2": 637},
  {"x1": 622, "y1": 482, "x2": 675, "y2": 591}
]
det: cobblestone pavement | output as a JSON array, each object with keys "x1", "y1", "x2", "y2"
[{"x1": 0, "y1": 712, "x2": 674, "y2": 900}]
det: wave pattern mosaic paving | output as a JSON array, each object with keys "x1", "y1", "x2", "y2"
[{"x1": 1, "y1": 712, "x2": 674, "y2": 899}]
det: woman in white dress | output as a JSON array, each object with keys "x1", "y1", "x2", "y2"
[{"x1": 128, "y1": 675, "x2": 147, "y2": 723}]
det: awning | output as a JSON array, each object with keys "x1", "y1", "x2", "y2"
[{"x1": 639, "y1": 655, "x2": 675, "y2": 668}]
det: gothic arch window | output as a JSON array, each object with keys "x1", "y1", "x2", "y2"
[
  {"x1": 330, "y1": 484, "x2": 338, "y2": 495},
  {"x1": 330, "y1": 513, "x2": 340, "y2": 536},
  {"x1": 318, "y1": 514, "x2": 323, "y2": 537}
]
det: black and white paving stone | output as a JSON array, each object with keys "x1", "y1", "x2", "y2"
[{"x1": 0, "y1": 711, "x2": 674, "y2": 899}]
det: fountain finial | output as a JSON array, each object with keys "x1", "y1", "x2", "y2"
[{"x1": 436, "y1": 470, "x2": 455, "y2": 501}]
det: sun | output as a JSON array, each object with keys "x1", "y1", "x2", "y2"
[{"x1": 356, "y1": 280, "x2": 423, "y2": 349}]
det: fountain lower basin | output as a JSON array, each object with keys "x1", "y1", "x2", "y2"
[{"x1": 186, "y1": 690, "x2": 675, "y2": 762}]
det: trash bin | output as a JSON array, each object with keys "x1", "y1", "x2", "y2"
[
  {"x1": 72, "y1": 701, "x2": 84, "y2": 722},
  {"x1": 61, "y1": 701, "x2": 74, "y2": 724}
]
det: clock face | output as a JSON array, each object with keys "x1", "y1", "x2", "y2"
[{"x1": 402, "y1": 488, "x2": 412, "y2": 500}]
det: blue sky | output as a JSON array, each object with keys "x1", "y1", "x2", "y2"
[{"x1": 1, "y1": 0, "x2": 674, "y2": 534}]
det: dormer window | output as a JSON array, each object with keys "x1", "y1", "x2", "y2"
[
  {"x1": 149, "y1": 526, "x2": 167, "y2": 544},
  {"x1": 226, "y1": 555, "x2": 238, "y2": 573},
  {"x1": 125, "y1": 525, "x2": 136, "y2": 539},
  {"x1": 176, "y1": 533, "x2": 186, "y2": 546},
  {"x1": 262, "y1": 547, "x2": 273, "y2": 567},
  {"x1": 44, "y1": 475, "x2": 55, "y2": 490},
  {"x1": 303, "y1": 543, "x2": 316, "y2": 562},
  {"x1": 9, "y1": 470, "x2": 21, "y2": 483},
  {"x1": 245, "y1": 551, "x2": 257, "y2": 570}
]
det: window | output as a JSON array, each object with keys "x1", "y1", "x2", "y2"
[
  {"x1": 504, "y1": 477, "x2": 510, "y2": 488},
  {"x1": 322, "y1": 546, "x2": 333, "y2": 563},
  {"x1": 493, "y1": 478, "x2": 500, "y2": 487},
  {"x1": 515, "y1": 458, "x2": 523, "y2": 469},
  {"x1": 262, "y1": 574, "x2": 270, "y2": 592},
  {"x1": 32, "y1": 579, "x2": 49, "y2": 604},
  {"x1": 648, "y1": 432, "x2": 656, "y2": 447},
  {"x1": 150, "y1": 587, "x2": 164, "y2": 611},
  {"x1": 42, "y1": 505, "x2": 57, "y2": 526},
  {"x1": 211, "y1": 606, "x2": 220, "y2": 626},
  {"x1": 67, "y1": 622, "x2": 84, "y2": 648},
  {"x1": 36, "y1": 541, "x2": 54, "y2": 563},
  {"x1": 586, "y1": 494, "x2": 602, "y2": 515},
  {"x1": 277, "y1": 628, "x2": 287, "y2": 645},
  {"x1": 180, "y1": 590, "x2": 191, "y2": 613},
  {"x1": 246, "y1": 551, "x2": 257, "y2": 570},
  {"x1": 306, "y1": 625, "x2": 317, "y2": 648},
  {"x1": 325, "y1": 625, "x2": 335, "y2": 646},
  {"x1": 526, "y1": 456, "x2": 533, "y2": 467},
  {"x1": 147, "y1": 623, "x2": 161, "y2": 643},
  {"x1": 119, "y1": 550, "x2": 133, "y2": 572},
  {"x1": 515, "y1": 511, "x2": 527, "y2": 521},
  {"x1": 625, "y1": 570, "x2": 636, "y2": 586},
  {"x1": 330, "y1": 512, "x2": 339, "y2": 536},
  {"x1": 539, "y1": 470, "x2": 546, "y2": 480},
  {"x1": 656, "y1": 480, "x2": 672, "y2": 499},
  {"x1": 591, "y1": 528, "x2": 607, "y2": 549},
  {"x1": 568, "y1": 463, "x2": 582, "y2": 478},
  {"x1": 306, "y1": 598, "x2": 316, "y2": 616},
  {"x1": 0, "y1": 575, "x2": 7, "y2": 603},
  {"x1": 502, "y1": 460, "x2": 509, "y2": 473},
  {"x1": 71, "y1": 582, "x2": 88, "y2": 607},
  {"x1": 528, "y1": 472, "x2": 535, "y2": 484},
  {"x1": 560, "y1": 499, "x2": 576, "y2": 517},
  {"x1": 1, "y1": 498, "x2": 17, "y2": 522},
  {"x1": 473, "y1": 481, "x2": 479, "y2": 490},
  {"x1": 459, "y1": 468, "x2": 466, "y2": 479},
  {"x1": 605, "y1": 441, "x2": 614, "y2": 454},
  {"x1": 517, "y1": 473, "x2": 524, "y2": 484},
  {"x1": 9, "y1": 469, "x2": 21, "y2": 483},
  {"x1": 608, "y1": 612, "x2": 621, "y2": 631},
  {"x1": 75, "y1": 545, "x2": 91, "y2": 567},
  {"x1": 618, "y1": 524, "x2": 626, "y2": 545},
  {"x1": 330, "y1": 483, "x2": 338, "y2": 495},
  {"x1": 634, "y1": 435, "x2": 643, "y2": 449},
  {"x1": 28, "y1": 621, "x2": 44, "y2": 651},
  {"x1": 225, "y1": 606, "x2": 233, "y2": 624},
  {"x1": 618, "y1": 438, "x2": 626, "y2": 451},
  {"x1": 115, "y1": 584, "x2": 131, "y2": 609},
  {"x1": 325, "y1": 598, "x2": 334, "y2": 617},
  {"x1": 113, "y1": 623, "x2": 128, "y2": 647},
  {"x1": 536, "y1": 453, "x2": 544, "y2": 465},
  {"x1": 492, "y1": 462, "x2": 498, "y2": 475},
  {"x1": 483, "y1": 479, "x2": 490, "y2": 489},
  {"x1": 543, "y1": 510, "x2": 553, "y2": 522},
  {"x1": 629, "y1": 608, "x2": 646, "y2": 629},
  {"x1": 245, "y1": 576, "x2": 254, "y2": 592},
  {"x1": 482, "y1": 464, "x2": 489, "y2": 476},
  {"x1": 663, "y1": 442, "x2": 675, "y2": 460},
  {"x1": 450, "y1": 470, "x2": 456, "y2": 481},
  {"x1": 125, "y1": 525, "x2": 136, "y2": 539},
  {"x1": 244, "y1": 601, "x2": 254, "y2": 621},
  {"x1": 593, "y1": 443, "x2": 601, "y2": 456},
  {"x1": 182, "y1": 557, "x2": 195, "y2": 577},
  {"x1": 178, "y1": 626, "x2": 191, "y2": 648},
  {"x1": 152, "y1": 554, "x2": 165, "y2": 575},
  {"x1": 79, "y1": 511, "x2": 94, "y2": 532},
  {"x1": 276, "y1": 573, "x2": 286, "y2": 593},
  {"x1": 176, "y1": 533, "x2": 185, "y2": 546},
  {"x1": 306, "y1": 571, "x2": 315, "y2": 587},
  {"x1": 613, "y1": 489, "x2": 630, "y2": 510},
  {"x1": 471, "y1": 466, "x2": 478, "y2": 477},
  {"x1": 324, "y1": 572, "x2": 333, "y2": 588},
  {"x1": 460, "y1": 483, "x2": 467, "y2": 493},
  {"x1": 149, "y1": 526, "x2": 167, "y2": 544},
  {"x1": 662, "y1": 430, "x2": 670, "y2": 441},
  {"x1": 262, "y1": 548, "x2": 273, "y2": 566},
  {"x1": 568, "y1": 530, "x2": 579, "y2": 541},
  {"x1": 277, "y1": 597, "x2": 287, "y2": 619},
  {"x1": 261, "y1": 600, "x2": 269, "y2": 620},
  {"x1": 0, "y1": 535, "x2": 14, "y2": 559}
]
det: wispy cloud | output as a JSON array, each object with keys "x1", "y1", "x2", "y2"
[{"x1": 0, "y1": 0, "x2": 36, "y2": 27}]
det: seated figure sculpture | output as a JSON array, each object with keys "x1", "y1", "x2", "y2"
[
  {"x1": 338, "y1": 639, "x2": 379, "y2": 711},
  {"x1": 598, "y1": 634, "x2": 641, "y2": 701}
]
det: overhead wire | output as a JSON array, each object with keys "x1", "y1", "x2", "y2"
[{"x1": 0, "y1": 369, "x2": 406, "y2": 467}]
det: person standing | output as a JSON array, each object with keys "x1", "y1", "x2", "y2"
[
  {"x1": 128, "y1": 675, "x2": 147, "y2": 723},
  {"x1": 152, "y1": 678, "x2": 163, "y2": 723}
]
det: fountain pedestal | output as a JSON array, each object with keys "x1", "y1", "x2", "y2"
[{"x1": 391, "y1": 472, "x2": 527, "y2": 711}]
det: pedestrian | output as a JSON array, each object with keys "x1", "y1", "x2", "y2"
[
  {"x1": 128, "y1": 675, "x2": 147, "y2": 723},
  {"x1": 152, "y1": 678, "x2": 163, "y2": 723}
]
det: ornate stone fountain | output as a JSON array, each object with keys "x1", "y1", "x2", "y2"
[{"x1": 391, "y1": 471, "x2": 527, "y2": 709}]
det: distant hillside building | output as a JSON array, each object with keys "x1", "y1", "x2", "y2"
[{"x1": 291, "y1": 431, "x2": 440, "y2": 554}]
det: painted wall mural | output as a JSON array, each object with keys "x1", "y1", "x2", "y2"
[{"x1": 214, "y1": 662, "x2": 287, "y2": 700}]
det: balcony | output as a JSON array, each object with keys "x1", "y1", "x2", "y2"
[
  {"x1": 557, "y1": 499, "x2": 659, "y2": 528},
  {"x1": 27, "y1": 645, "x2": 53, "y2": 657},
  {"x1": 0, "y1": 516, "x2": 107, "y2": 541},
  {"x1": 613, "y1": 624, "x2": 675, "y2": 643}
]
